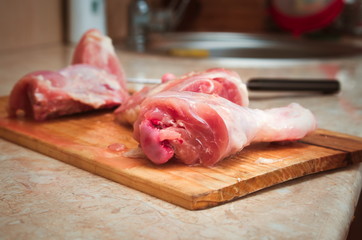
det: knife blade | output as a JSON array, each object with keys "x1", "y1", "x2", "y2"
[{"x1": 127, "y1": 77, "x2": 340, "y2": 94}]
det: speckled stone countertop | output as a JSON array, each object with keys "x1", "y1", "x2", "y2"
[{"x1": 0, "y1": 45, "x2": 361, "y2": 240}]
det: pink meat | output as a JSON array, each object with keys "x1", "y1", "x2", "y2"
[
  {"x1": 114, "y1": 68, "x2": 249, "y2": 125},
  {"x1": 133, "y1": 91, "x2": 317, "y2": 166},
  {"x1": 72, "y1": 29, "x2": 128, "y2": 89},
  {"x1": 8, "y1": 64, "x2": 129, "y2": 121}
]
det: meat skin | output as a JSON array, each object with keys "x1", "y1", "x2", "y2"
[
  {"x1": 114, "y1": 68, "x2": 249, "y2": 125},
  {"x1": 72, "y1": 29, "x2": 128, "y2": 89},
  {"x1": 8, "y1": 64, "x2": 129, "y2": 121},
  {"x1": 133, "y1": 91, "x2": 317, "y2": 166}
]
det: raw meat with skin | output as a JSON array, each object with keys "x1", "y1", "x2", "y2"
[
  {"x1": 72, "y1": 29, "x2": 128, "y2": 89},
  {"x1": 133, "y1": 91, "x2": 317, "y2": 166},
  {"x1": 8, "y1": 64, "x2": 129, "y2": 121},
  {"x1": 114, "y1": 68, "x2": 249, "y2": 125}
]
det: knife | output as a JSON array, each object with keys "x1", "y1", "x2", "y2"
[{"x1": 127, "y1": 77, "x2": 340, "y2": 94}]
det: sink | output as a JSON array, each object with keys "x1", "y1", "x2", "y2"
[{"x1": 144, "y1": 32, "x2": 362, "y2": 59}]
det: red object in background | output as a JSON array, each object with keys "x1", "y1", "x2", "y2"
[{"x1": 269, "y1": 0, "x2": 344, "y2": 36}]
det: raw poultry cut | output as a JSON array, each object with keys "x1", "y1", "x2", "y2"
[
  {"x1": 72, "y1": 28, "x2": 127, "y2": 89},
  {"x1": 114, "y1": 68, "x2": 249, "y2": 125},
  {"x1": 133, "y1": 91, "x2": 317, "y2": 166},
  {"x1": 8, "y1": 29, "x2": 129, "y2": 121},
  {"x1": 7, "y1": 65, "x2": 129, "y2": 121}
]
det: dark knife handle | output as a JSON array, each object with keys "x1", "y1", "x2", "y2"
[{"x1": 247, "y1": 78, "x2": 340, "y2": 94}]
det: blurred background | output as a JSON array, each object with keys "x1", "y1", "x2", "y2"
[{"x1": 1, "y1": 0, "x2": 362, "y2": 52}]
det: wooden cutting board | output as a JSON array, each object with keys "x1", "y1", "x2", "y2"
[{"x1": 1, "y1": 96, "x2": 362, "y2": 210}]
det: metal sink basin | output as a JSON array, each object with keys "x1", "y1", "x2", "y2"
[{"x1": 145, "y1": 32, "x2": 362, "y2": 59}]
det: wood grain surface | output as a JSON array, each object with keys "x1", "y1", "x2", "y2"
[{"x1": 1, "y1": 96, "x2": 362, "y2": 210}]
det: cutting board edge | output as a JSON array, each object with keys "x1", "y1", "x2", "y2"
[{"x1": 191, "y1": 150, "x2": 353, "y2": 210}]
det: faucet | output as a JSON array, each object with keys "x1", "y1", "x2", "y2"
[{"x1": 127, "y1": 0, "x2": 190, "y2": 52}]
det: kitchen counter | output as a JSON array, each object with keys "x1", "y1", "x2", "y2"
[{"x1": 0, "y1": 44, "x2": 361, "y2": 240}]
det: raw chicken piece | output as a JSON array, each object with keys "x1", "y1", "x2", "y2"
[
  {"x1": 72, "y1": 29, "x2": 128, "y2": 89},
  {"x1": 8, "y1": 64, "x2": 129, "y2": 121},
  {"x1": 133, "y1": 91, "x2": 317, "y2": 166},
  {"x1": 115, "y1": 68, "x2": 249, "y2": 125}
]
